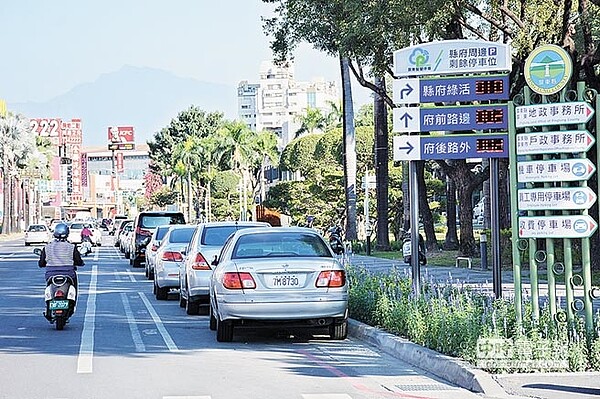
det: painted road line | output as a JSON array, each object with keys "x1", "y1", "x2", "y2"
[
  {"x1": 120, "y1": 292, "x2": 145, "y2": 352},
  {"x1": 302, "y1": 395, "x2": 353, "y2": 399},
  {"x1": 139, "y1": 292, "x2": 179, "y2": 352},
  {"x1": 163, "y1": 397, "x2": 211, "y2": 399},
  {"x1": 93, "y1": 247, "x2": 100, "y2": 261},
  {"x1": 77, "y1": 264, "x2": 98, "y2": 374},
  {"x1": 126, "y1": 270, "x2": 137, "y2": 282}
]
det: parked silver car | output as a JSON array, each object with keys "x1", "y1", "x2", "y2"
[
  {"x1": 209, "y1": 227, "x2": 349, "y2": 342},
  {"x1": 153, "y1": 225, "x2": 196, "y2": 300},
  {"x1": 179, "y1": 221, "x2": 270, "y2": 315},
  {"x1": 145, "y1": 225, "x2": 171, "y2": 280}
]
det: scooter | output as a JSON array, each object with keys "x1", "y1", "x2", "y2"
[
  {"x1": 402, "y1": 231, "x2": 427, "y2": 265},
  {"x1": 78, "y1": 237, "x2": 92, "y2": 256},
  {"x1": 34, "y1": 248, "x2": 78, "y2": 330},
  {"x1": 44, "y1": 274, "x2": 77, "y2": 330},
  {"x1": 328, "y1": 225, "x2": 344, "y2": 255}
]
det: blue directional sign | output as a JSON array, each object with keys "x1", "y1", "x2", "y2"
[
  {"x1": 393, "y1": 133, "x2": 509, "y2": 161},
  {"x1": 393, "y1": 74, "x2": 509, "y2": 105},
  {"x1": 393, "y1": 104, "x2": 508, "y2": 133}
]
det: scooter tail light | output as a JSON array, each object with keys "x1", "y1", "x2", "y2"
[{"x1": 55, "y1": 290, "x2": 66, "y2": 298}]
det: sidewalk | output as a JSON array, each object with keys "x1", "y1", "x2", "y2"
[{"x1": 346, "y1": 253, "x2": 600, "y2": 399}]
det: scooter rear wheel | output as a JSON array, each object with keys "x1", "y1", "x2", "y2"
[{"x1": 56, "y1": 317, "x2": 66, "y2": 330}]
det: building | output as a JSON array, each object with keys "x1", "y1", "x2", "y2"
[{"x1": 238, "y1": 60, "x2": 339, "y2": 151}]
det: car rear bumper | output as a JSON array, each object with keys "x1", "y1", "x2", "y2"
[{"x1": 216, "y1": 297, "x2": 348, "y2": 321}]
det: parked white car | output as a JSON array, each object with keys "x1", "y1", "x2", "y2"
[{"x1": 154, "y1": 225, "x2": 196, "y2": 300}]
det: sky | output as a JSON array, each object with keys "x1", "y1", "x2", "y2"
[{"x1": 0, "y1": 0, "x2": 372, "y2": 107}]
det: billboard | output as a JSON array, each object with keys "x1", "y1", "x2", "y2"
[{"x1": 108, "y1": 126, "x2": 134, "y2": 143}]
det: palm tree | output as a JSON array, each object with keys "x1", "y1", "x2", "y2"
[
  {"x1": 248, "y1": 130, "x2": 280, "y2": 204},
  {"x1": 0, "y1": 112, "x2": 36, "y2": 233},
  {"x1": 294, "y1": 107, "x2": 326, "y2": 138},
  {"x1": 217, "y1": 121, "x2": 257, "y2": 220},
  {"x1": 172, "y1": 136, "x2": 204, "y2": 222}
]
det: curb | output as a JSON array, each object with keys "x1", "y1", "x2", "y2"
[{"x1": 348, "y1": 319, "x2": 510, "y2": 398}]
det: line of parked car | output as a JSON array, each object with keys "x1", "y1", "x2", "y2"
[{"x1": 120, "y1": 213, "x2": 350, "y2": 343}]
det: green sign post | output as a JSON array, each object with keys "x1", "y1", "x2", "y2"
[{"x1": 509, "y1": 44, "x2": 598, "y2": 333}]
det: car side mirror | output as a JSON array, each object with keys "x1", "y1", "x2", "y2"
[
  {"x1": 211, "y1": 255, "x2": 219, "y2": 266},
  {"x1": 33, "y1": 248, "x2": 42, "y2": 256}
]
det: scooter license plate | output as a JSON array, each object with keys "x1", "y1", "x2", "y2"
[{"x1": 49, "y1": 300, "x2": 69, "y2": 310}]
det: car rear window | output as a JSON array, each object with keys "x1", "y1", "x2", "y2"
[
  {"x1": 155, "y1": 226, "x2": 170, "y2": 240},
  {"x1": 141, "y1": 214, "x2": 185, "y2": 228},
  {"x1": 233, "y1": 232, "x2": 331, "y2": 259},
  {"x1": 168, "y1": 227, "x2": 195, "y2": 243},
  {"x1": 28, "y1": 225, "x2": 47, "y2": 232},
  {"x1": 202, "y1": 225, "x2": 257, "y2": 246},
  {"x1": 70, "y1": 223, "x2": 84, "y2": 230}
]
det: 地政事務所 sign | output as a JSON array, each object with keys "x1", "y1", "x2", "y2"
[{"x1": 515, "y1": 102, "x2": 594, "y2": 128}]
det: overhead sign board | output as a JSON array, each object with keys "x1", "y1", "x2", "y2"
[
  {"x1": 516, "y1": 130, "x2": 594, "y2": 155},
  {"x1": 393, "y1": 133, "x2": 508, "y2": 161},
  {"x1": 515, "y1": 102, "x2": 594, "y2": 128},
  {"x1": 393, "y1": 74, "x2": 509, "y2": 105},
  {"x1": 394, "y1": 40, "x2": 511, "y2": 77},
  {"x1": 518, "y1": 187, "x2": 597, "y2": 210},
  {"x1": 519, "y1": 215, "x2": 597, "y2": 238},
  {"x1": 393, "y1": 104, "x2": 508, "y2": 133},
  {"x1": 108, "y1": 126, "x2": 135, "y2": 144},
  {"x1": 517, "y1": 158, "x2": 596, "y2": 183},
  {"x1": 108, "y1": 143, "x2": 135, "y2": 151}
]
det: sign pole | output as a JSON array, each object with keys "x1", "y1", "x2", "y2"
[
  {"x1": 490, "y1": 158, "x2": 502, "y2": 298},
  {"x1": 409, "y1": 160, "x2": 420, "y2": 296}
]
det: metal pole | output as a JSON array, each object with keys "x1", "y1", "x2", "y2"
[
  {"x1": 490, "y1": 158, "x2": 502, "y2": 299},
  {"x1": 364, "y1": 168, "x2": 370, "y2": 254},
  {"x1": 480, "y1": 233, "x2": 488, "y2": 270},
  {"x1": 409, "y1": 160, "x2": 420, "y2": 296}
]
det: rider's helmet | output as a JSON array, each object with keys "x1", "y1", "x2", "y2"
[{"x1": 53, "y1": 223, "x2": 70, "y2": 240}]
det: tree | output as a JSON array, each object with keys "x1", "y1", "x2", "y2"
[{"x1": 294, "y1": 107, "x2": 326, "y2": 137}]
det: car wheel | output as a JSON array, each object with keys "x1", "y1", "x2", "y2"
[
  {"x1": 132, "y1": 257, "x2": 141, "y2": 268},
  {"x1": 186, "y1": 298, "x2": 199, "y2": 315},
  {"x1": 144, "y1": 266, "x2": 149, "y2": 278},
  {"x1": 329, "y1": 319, "x2": 348, "y2": 340},
  {"x1": 156, "y1": 284, "x2": 169, "y2": 300},
  {"x1": 209, "y1": 305, "x2": 217, "y2": 331},
  {"x1": 179, "y1": 294, "x2": 186, "y2": 308},
  {"x1": 216, "y1": 318, "x2": 233, "y2": 342}
]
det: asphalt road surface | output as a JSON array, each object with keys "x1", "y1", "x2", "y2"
[{"x1": 0, "y1": 232, "x2": 491, "y2": 399}]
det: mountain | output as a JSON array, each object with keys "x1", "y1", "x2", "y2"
[{"x1": 8, "y1": 65, "x2": 238, "y2": 147}]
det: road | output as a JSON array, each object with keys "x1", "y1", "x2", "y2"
[{"x1": 0, "y1": 232, "x2": 490, "y2": 399}]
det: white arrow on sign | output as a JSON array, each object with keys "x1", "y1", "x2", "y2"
[
  {"x1": 517, "y1": 158, "x2": 596, "y2": 183},
  {"x1": 392, "y1": 78, "x2": 419, "y2": 105},
  {"x1": 516, "y1": 130, "x2": 595, "y2": 155},
  {"x1": 515, "y1": 102, "x2": 594, "y2": 128},
  {"x1": 393, "y1": 135, "x2": 421, "y2": 161},
  {"x1": 518, "y1": 186, "x2": 597, "y2": 210},
  {"x1": 392, "y1": 107, "x2": 421, "y2": 133},
  {"x1": 519, "y1": 215, "x2": 598, "y2": 238}
]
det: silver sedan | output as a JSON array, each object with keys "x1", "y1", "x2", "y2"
[{"x1": 209, "y1": 227, "x2": 349, "y2": 342}]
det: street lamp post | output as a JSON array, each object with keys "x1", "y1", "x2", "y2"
[{"x1": 366, "y1": 223, "x2": 372, "y2": 256}]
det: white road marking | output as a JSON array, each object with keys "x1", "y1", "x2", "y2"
[
  {"x1": 126, "y1": 270, "x2": 136, "y2": 282},
  {"x1": 163, "y1": 397, "x2": 211, "y2": 399},
  {"x1": 77, "y1": 264, "x2": 98, "y2": 373},
  {"x1": 93, "y1": 247, "x2": 99, "y2": 261},
  {"x1": 138, "y1": 292, "x2": 179, "y2": 352},
  {"x1": 302, "y1": 395, "x2": 353, "y2": 399},
  {"x1": 120, "y1": 292, "x2": 145, "y2": 352}
]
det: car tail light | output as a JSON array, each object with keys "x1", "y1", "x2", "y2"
[
  {"x1": 316, "y1": 270, "x2": 346, "y2": 288},
  {"x1": 222, "y1": 272, "x2": 256, "y2": 289},
  {"x1": 136, "y1": 227, "x2": 152, "y2": 237},
  {"x1": 191, "y1": 253, "x2": 211, "y2": 270},
  {"x1": 161, "y1": 251, "x2": 183, "y2": 262},
  {"x1": 55, "y1": 290, "x2": 65, "y2": 298}
]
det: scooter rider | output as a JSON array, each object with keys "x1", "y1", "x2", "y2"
[{"x1": 38, "y1": 223, "x2": 84, "y2": 319}]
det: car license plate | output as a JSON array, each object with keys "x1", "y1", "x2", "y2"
[
  {"x1": 267, "y1": 274, "x2": 303, "y2": 288},
  {"x1": 49, "y1": 300, "x2": 69, "y2": 310}
]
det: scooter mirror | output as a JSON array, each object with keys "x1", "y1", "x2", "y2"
[{"x1": 33, "y1": 248, "x2": 42, "y2": 256}]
